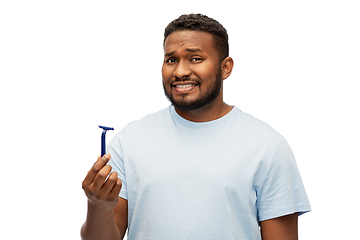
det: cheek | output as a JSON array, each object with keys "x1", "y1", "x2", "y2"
[
  {"x1": 195, "y1": 64, "x2": 217, "y2": 81},
  {"x1": 162, "y1": 64, "x2": 173, "y2": 80}
]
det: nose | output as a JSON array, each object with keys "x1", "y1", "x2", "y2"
[{"x1": 173, "y1": 60, "x2": 191, "y2": 79}]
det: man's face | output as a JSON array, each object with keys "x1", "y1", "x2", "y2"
[{"x1": 162, "y1": 30, "x2": 223, "y2": 111}]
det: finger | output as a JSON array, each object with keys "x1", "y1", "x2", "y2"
[
  {"x1": 82, "y1": 155, "x2": 101, "y2": 187},
  {"x1": 92, "y1": 165, "x2": 112, "y2": 190},
  {"x1": 92, "y1": 154, "x2": 111, "y2": 172},
  {"x1": 83, "y1": 154, "x2": 111, "y2": 186},
  {"x1": 108, "y1": 178, "x2": 122, "y2": 200},
  {"x1": 101, "y1": 171, "x2": 118, "y2": 195}
]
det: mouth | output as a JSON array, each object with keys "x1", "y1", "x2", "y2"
[{"x1": 172, "y1": 82, "x2": 199, "y2": 94}]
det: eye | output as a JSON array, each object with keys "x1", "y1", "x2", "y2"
[
  {"x1": 191, "y1": 57, "x2": 203, "y2": 62},
  {"x1": 165, "y1": 58, "x2": 177, "y2": 64}
]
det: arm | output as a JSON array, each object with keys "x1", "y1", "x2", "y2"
[
  {"x1": 81, "y1": 154, "x2": 128, "y2": 240},
  {"x1": 260, "y1": 213, "x2": 298, "y2": 240}
]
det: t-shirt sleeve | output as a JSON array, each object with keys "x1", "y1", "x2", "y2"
[
  {"x1": 256, "y1": 136, "x2": 311, "y2": 221},
  {"x1": 107, "y1": 138, "x2": 128, "y2": 200}
]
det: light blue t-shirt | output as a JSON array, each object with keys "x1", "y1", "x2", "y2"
[{"x1": 108, "y1": 106, "x2": 311, "y2": 240}]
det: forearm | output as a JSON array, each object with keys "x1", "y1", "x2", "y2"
[
  {"x1": 260, "y1": 213, "x2": 298, "y2": 240},
  {"x1": 81, "y1": 200, "x2": 122, "y2": 240}
]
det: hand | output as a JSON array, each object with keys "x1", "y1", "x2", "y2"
[{"x1": 82, "y1": 154, "x2": 122, "y2": 210}]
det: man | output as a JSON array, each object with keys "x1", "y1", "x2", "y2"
[{"x1": 81, "y1": 14, "x2": 311, "y2": 240}]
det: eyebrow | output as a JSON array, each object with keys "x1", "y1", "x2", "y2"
[
  {"x1": 185, "y1": 48, "x2": 203, "y2": 53},
  {"x1": 165, "y1": 51, "x2": 175, "y2": 57},
  {"x1": 165, "y1": 48, "x2": 203, "y2": 57}
]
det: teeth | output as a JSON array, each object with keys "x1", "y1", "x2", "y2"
[{"x1": 176, "y1": 84, "x2": 194, "y2": 88}]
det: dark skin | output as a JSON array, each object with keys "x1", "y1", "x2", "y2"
[
  {"x1": 261, "y1": 213, "x2": 299, "y2": 240},
  {"x1": 81, "y1": 154, "x2": 127, "y2": 240},
  {"x1": 81, "y1": 30, "x2": 298, "y2": 240},
  {"x1": 162, "y1": 30, "x2": 234, "y2": 122},
  {"x1": 163, "y1": 30, "x2": 299, "y2": 239}
]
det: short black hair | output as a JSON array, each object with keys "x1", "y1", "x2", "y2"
[{"x1": 164, "y1": 14, "x2": 229, "y2": 61}]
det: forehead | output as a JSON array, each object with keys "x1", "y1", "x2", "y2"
[{"x1": 163, "y1": 30, "x2": 215, "y2": 54}]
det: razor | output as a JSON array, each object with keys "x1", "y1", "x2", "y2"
[{"x1": 99, "y1": 125, "x2": 114, "y2": 157}]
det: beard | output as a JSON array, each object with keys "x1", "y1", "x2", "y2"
[{"x1": 163, "y1": 68, "x2": 223, "y2": 111}]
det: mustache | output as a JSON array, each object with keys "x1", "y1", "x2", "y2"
[{"x1": 171, "y1": 77, "x2": 200, "y2": 85}]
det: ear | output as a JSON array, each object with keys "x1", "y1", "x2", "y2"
[{"x1": 221, "y1": 57, "x2": 234, "y2": 80}]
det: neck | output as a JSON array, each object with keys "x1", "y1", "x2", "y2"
[{"x1": 175, "y1": 101, "x2": 233, "y2": 122}]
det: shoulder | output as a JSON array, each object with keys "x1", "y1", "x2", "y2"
[
  {"x1": 110, "y1": 106, "x2": 172, "y2": 143},
  {"x1": 233, "y1": 107, "x2": 283, "y2": 142},
  {"x1": 124, "y1": 106, "x2": 171, "y2": 132}
]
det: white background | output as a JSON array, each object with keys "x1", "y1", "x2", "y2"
[{"x1": 1, "y1": 0, "x2": 359, "y2": 239}]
